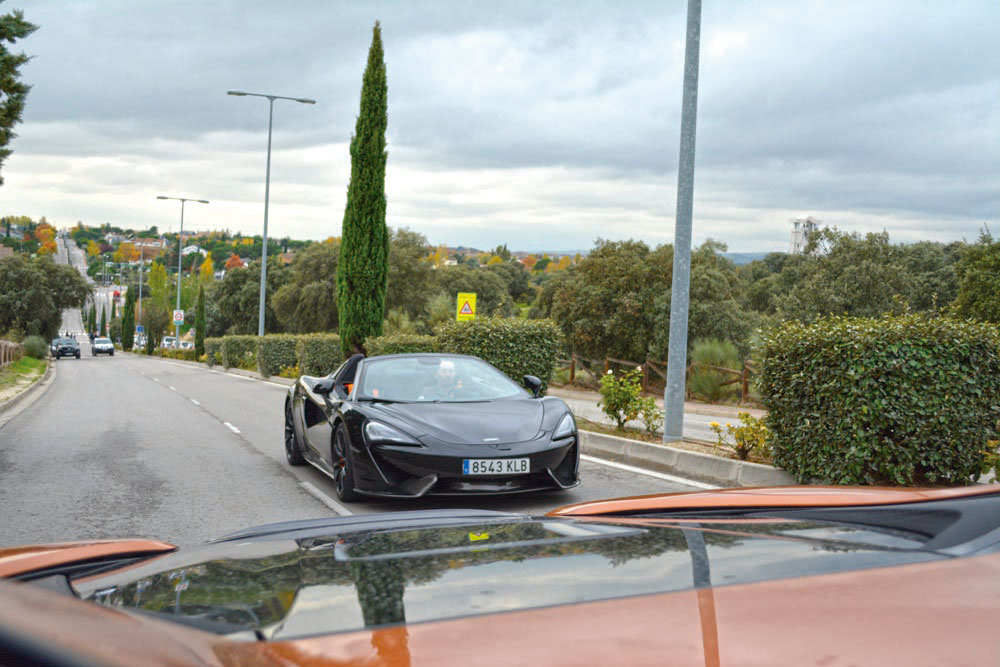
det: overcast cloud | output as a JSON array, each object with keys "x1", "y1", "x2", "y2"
[{"x1": 3, "y1": 0, "x2": 997, "y2": 252}]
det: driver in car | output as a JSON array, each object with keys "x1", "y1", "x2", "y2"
[{"x1": 422, "y1": 359, "x2": 464, "y2": 400}]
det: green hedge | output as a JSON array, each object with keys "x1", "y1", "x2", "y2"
[
  {"x1": 436, "y1": 317, "x2": 563, "y2": 389},
  {"x1": 220, "y1": 335, "x2": 258, "y2": 370},
  {"x1": 758, "y1": 315, "x2": 1000, "y2": 486},
  {"x1": 365, "y1": 333, "x2": 437, "y2": 356},
  {"x1": 156, "y1": 348, "x2": 199, "y2": 362},
  {"x1": 296, "y1": 334, "x2": 342, "y2": 376},
  {"x1": 205, "y1": 337, "x2": 223, "y2": 367},
  {"x1": 257, "y1": 334, "x2": 300, "y2": 378}
]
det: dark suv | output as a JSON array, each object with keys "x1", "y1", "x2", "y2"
[{"x1": 54, "y1": 337, "x2": 81, "y2": 359}]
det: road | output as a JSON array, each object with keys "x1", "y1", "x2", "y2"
[{"x1": 0, "y1": 349, "x2": 708, "y2": 548}]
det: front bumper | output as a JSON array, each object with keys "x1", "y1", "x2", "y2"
[{"x1": 353, "y1": 436, "x2": 580, "y2": 498}]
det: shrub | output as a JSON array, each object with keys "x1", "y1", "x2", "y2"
[
  {"x1": 220, "y1": 335, "x2": 258, "y2": 370},
  {"x1": 639, "y1": 396, "x2": 663, "y2": 434},
  {"x1": 365, "y1": 333, "x2": 437, "y2": 356},
  {"x1": 21, "y1": 335, "x2": 46, "y2": 360},
  {"x1": 758, "y1": 315, "x2": 1000, "y2": 485},
  {"x1": 435, "y1": 317, "x2": 563, "y2": 390},
  {"x1": 205, "y1": 337, "x2": 223, "y2": 367},
  {"x1": 295, "y1": 334, "x2": 342, "y2": 376},
  {"x1": 688, "y1": 338, "x2": 742, "y2": 403},
  {"x1": 257, "y1": 334, "x2": 300, "y2": 378},
  {"x1": 598, "y1": 367, "x2": 643, "y2": 429},
  {"x1": 157, "y1": 348, "x2": 199, "y2": 362},
  {"x1": 709, "y1": 412, "x2": 771, "y2": 461}
]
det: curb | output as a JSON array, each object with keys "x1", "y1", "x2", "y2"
[
  {"x1": 126, "y1": 352, "x2": 295, "y2": 386},
  {"x1": 579, "y1": 430, "x2": 795, "y2": 487},
  {"x1": 0, "y1": 360, "x2": 56, "y2": 427},
  {"x1": 547, "y1": 386, "x2": 766, "y2": 420}
]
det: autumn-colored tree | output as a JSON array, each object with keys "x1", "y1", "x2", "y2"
[
  {"x1": 428, "y1": 245, "x2": 448, "y2": 267},
  {"x1": 147, "y1": 262, "x2": 169, "y2": 308},
  {"x1": 224, "y1": 253, "x2": 244, "y2": 270},
  {"x1": 521, "y1": 255, "x2": 537, "y2": 271},
  {"x1": 199, "y1": 251, "x2": 214, "y2": 285},
  {"x1": 486, "y1": 255, "x2": 503, "y2": 265},
  {"x1": 86, "y1": 240, "x2": 100, "y2": 258},
  {"x1": 113, "y1": 241, "x2": 139, "y2": 263}
]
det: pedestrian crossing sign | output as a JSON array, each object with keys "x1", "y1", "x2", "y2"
[{"x1": 456, "y1": 292, "x2": 477, "y2": 321}]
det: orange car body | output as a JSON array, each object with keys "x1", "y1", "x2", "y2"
[{"x1": 1, "y1": 485, "x2": 997, "y2": 666}]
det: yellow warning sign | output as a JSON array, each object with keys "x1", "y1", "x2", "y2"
[{"x1": 456, "y1": 292, "x2": 477, "y2": 321}]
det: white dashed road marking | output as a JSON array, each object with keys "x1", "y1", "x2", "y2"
[
  {"x1": 224, "y1": 422, "x2": 241, "y2": 434},
  {"x1": 190, "y1": 399, "x2": 200, "y2": 406},
  {"x1": 300, "y1": 482, "x2": 353, "y2": 516}
]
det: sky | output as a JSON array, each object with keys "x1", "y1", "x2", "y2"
[{"x1": 2, "y1": 0, "x2": 997, "y2": 253}]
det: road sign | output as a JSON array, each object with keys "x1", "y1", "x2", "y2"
[
  {"x1": 172, "y1": 310, "x2": 184, "y2": 325},
  {"x1": 456, "y1": 292, "x2": 477, "y2": 321},
  {"x1": 135, "y1": 325, "x2": 144, "y2": 333}
]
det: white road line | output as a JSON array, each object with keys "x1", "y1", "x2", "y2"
[
  {"x1": 168, "y1": 386, "x2": 176, "y2": 391},
  {"x1": 224, "y1": 422, "x2": 241, "y2": 434},
  {"x1": 580, "y1": 454, "x2": 719, "y2": 490},
  {"x1": 152, "y1": 378, "x2": 160, "y2": 383},
  {"x1": 190, "y1": 398, "x2": 200, "y2": 406},
  {"x1": 300, "y1": 481, "x2": 353, "y2": 516}
]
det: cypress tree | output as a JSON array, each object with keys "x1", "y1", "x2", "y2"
[
  {"x1": 0, "y1": 7, "x2": 37, "y2": 186},
  {"x1": 195, "y1": 285, "x2": 205, "y2": 357},
  {"x1": 88, "y1": 303, "x2": 96, "y2": 335},
  {"x1": 110, "y1": 298, "x2": 116, "y2": 321},
  {"x1": 121, "y1": 287, "x2": 136, "y2": 350},
  {"x1": 338, "y1": 21, "x2": 389, "y2": 357},
  {"x1": 99, "y1": 307, "x2": 106, "y2": 337}
]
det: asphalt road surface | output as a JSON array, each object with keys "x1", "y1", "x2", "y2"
[{"x1": 0, "y1": 346, "x2": 707, "y2": 548}]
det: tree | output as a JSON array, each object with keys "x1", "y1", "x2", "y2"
[
  {"x1": 211, "y1": 258, "x2": 288, "y2": 334},
  {"x1": 195, "y1": 284, "x2": 205, "y2": 356},
  {"x1": 0, "y1": 255, "x2": 89, "y2": 339},
  {"x1": 432, "y1": 265, "x2": 515, "y2": 318},
  {"x1": 338, "y1": 21, "x2": 389, "y2": 356},
  {"x1": 272, "y1": 241, "x2": 339, "y2": 333},
  {"x1": 99, "y1": 307, "x2": 106, "y2": 337},
  {"x1": 87, "y1": 303, "x2": 96, "y2": 334},
  {"x1": 385, "y1": 227, "x2": 434, "y2": 322},
  {"x1": 147, "y1": 262, "x2": 169, "y2": 308},
  {"x1": 224, "y1": 253, "x2": 244, "y2": 270},
  {"x1": 952, "y1": 228, "x2": 1000, "y2": 322},
  {"x1": 121, "y1": 286, "x2": 136, "y2": 350},
  {"x1": 485, "y1": 261, "x2": 532, "y2": 303},
  {"x1": 0, "y1": 5, "x2": 36, "y2": 186},
  {"x1": 199, "y1": 251, "x2": 214, "y2": 285}
]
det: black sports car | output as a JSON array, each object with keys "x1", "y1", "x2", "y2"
[{"x1": 284, "y1": 353, "x2": 580, "y2": 501}]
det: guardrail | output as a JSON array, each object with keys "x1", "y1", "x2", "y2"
[{"x1": 0, "y1": 340, "x2": 23, "y2": 369}]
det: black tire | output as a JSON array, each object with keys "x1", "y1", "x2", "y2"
[
  {"x1": 284, "y1": 401, "x2": 305, "y2": 466},
  {"x1": 332, "y1": 423, "x2": 358, "y2": 502},
  {"x1": 110, "y1": 350, "x2": 114, "y2": 356},
  {"x1": 75, "y1": 352, "x2": 80, "y2": 359}
]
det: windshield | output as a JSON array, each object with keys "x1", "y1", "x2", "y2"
[
  {"x1": 358, "y1": 356, "x2": 525, "y2": 402},
  {"x1": 95, "y1": 338, "x2": 111, "y2": 344}
]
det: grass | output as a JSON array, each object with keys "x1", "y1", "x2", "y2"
[{"x1": 0, "y1": 356, "x2": 46, "y2": 391}]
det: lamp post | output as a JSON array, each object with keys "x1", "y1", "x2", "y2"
[
  {"x1": 227, "y1": 89, "x2": 316, "y2": 336},
  {"x1": 157, "y1": 196, "x2": 209, "y2": 346}
]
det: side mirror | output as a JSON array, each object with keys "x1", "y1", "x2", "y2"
[
  {"x1": 313, "y1": 378, "x2": 335, "y2": 396},
  {"x1": 523, "y1": 375, "x2": 542, "y2": 398}
]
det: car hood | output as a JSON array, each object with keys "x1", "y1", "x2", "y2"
[{"x1": 371, "y1": 398, "x2": 547, "y2": 445}]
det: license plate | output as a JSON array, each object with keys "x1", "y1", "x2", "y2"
[{"x1": 463, "y1": 458, "x2": 529, "y2": 475}]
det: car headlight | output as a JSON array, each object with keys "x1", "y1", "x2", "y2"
[
  {"x1": 364, "y1": 421, "x2": 420, "y2": 445},
  {"x1": 553, "y1": 413, "x2": 576, "y2": 440}
]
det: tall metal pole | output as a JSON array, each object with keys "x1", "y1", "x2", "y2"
[
  {"x1": 175, "y1": 200, "x2": 186, "y2": 344},
  {"x1": 258, "y1": 98, "x2": 275, "y2": 337},
  {"x1": 226, "y1": 90, "x2": 315, "y2": 337},
  {"x1": 663, "y1": 0, "x2": 702, "y2": 442}
]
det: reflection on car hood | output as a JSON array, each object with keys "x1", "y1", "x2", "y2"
[
  {"x1": 372, "y1": 398, "x2": 546, "y2": 445},
  {"x1": 73, "y1": 512, "x2": 950, "y2": 641}
]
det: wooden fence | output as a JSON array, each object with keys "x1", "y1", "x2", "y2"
[
  {"x1": 0, "y1": 340, "x2": 23, "y2": 369},
  {"x1": 557, "y1": 354, "x2": 754, "y2": 404}
]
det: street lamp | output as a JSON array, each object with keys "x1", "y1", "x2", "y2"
[
  {"x1": 157, "y1": 196, "x2": 209, "y2": 346},
  {"x1": 227, "y1": 89, "x2": 316, "y2": 336}
]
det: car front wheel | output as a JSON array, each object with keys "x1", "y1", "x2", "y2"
[
  {"x1": 332, "y1": 423, "x2": 358, "y2": 502},
  {"x1": 284, "y1": 401, "x2": 305, "y2": 466}
]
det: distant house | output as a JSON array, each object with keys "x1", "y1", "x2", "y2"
[
  {"x1": 790, "y1": 216, "x2": 821, "y2": 254},
  {"x1": 104, "y1": 232, "x2": 127, "y2": 244},
  {"x1": 278, "y1": 252, "x2": 296, "y2": 265},
  {"x1": 214, "y1": 270, "x2": 226, "y2": 281},
  {"x1": 181, "y1": 245, "x2": 205, "y2": 257}
]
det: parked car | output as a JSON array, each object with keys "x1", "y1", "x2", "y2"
[
  {"x1": 179, "y1": 340, "x2": 194, "y2": 350},
  {"x1": 1, "y1": 485, "x2": 998, "y2": 666},
  {"x1": 49, "y1": 338, "x2": 59, "y2": 357},
  {"x1": 285, "y1": 353, "x2": 579, "y2": 501},
  {"x1": 160, "y1": 336, "x2": 176, "y2": 349},
  {"x1": 53, "y1": 337, "x2": 80, "y2": 359},
  {"x1": 91, "y1": 337, "x2": 114, "y2": 356}
]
